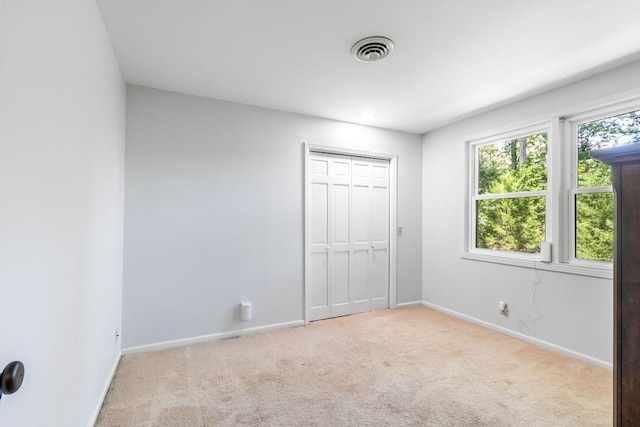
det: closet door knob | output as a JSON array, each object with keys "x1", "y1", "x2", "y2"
[{"x1": 0, "y1": 361, "x2": 25, "y2": 399}]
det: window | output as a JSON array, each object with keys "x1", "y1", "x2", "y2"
[
  {"x1": 471, "y1": 128, "x2": 549, "y2": 256},
  {"x1": 571, "y1": 109, "x2": 640, "y2": 262},
  {"x1": 461, "y1": 98, "x2": 640, "y2": 278},
  {"x1": 465, "y1": 100, "x2": 640, "y2": 277}
]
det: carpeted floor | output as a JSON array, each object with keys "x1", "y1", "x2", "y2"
[{"x1": 96, "y1": 306, "x2": 612, "y2": 426}]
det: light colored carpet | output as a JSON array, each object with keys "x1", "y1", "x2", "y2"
[{"x1": 96, "y1": 306, "x2": 612, "y2": 426}]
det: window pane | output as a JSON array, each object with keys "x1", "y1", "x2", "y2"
[
  {"x1": 575, "y1": 192, "x2": 613, "y2": 262},
  {"x1": 478, "y1": 132, "x2": 547, "y2": 195},
  {"x1": 577, "y1": 111, "x2": 640, "y2": 187},
  {"x1": 476, "y1": 196, "x2": 545, "y2": 253}
]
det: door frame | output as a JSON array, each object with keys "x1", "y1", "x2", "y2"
[{"x1": 304, "y1": 142, "x2": 398, "y2": 324}]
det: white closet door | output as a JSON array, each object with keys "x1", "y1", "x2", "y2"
[
  {"x1": 370, "y1": 159, "x2": 390, "y2": 310},
  {"x1": 309, "y1": 155, "x2": 331, "y2": 320},
  {"x1": 350, "y1": 158, "x2": 373, "y2": 314},
  {"x1": 309, "y1": 153, "x2": 389, "y2": 321},
  {"x1": 330, "y1": 156, "x2": 352, "y2": 317}
]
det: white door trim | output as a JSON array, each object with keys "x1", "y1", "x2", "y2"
[{"x1": 304, "y1": 143, "x2": 398, "y2": 325}]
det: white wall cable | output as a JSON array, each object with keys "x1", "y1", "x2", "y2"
[{"x1": 503, "y1": 262, "x2": 542, "y2": 336}]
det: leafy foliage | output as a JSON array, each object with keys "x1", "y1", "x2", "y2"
[
  {"x1": 572, "y1": 111, "x2": 640, "y2": 261},
  {"x1": 477, "y1": 196, "x2": 545, "y2": 253},
  {"x1": 476, "y1": 133, "x2": 547, "y2": 253},
  {"x1": 575, "y1": 193, "x2": 613, "y2": 262},
  {"x1": 478, "y1": 133, "x2": 547, "y2": 194}
]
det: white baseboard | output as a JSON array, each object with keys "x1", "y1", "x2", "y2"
[
  {"x1": 89, "y1": 350, "x2": 121, "y2": 427},
  {"x1": 395, "y1": 300, "x2": 424, "y2": 309},
  {"x1": 122, "y1": 320, "x2": 305, "y2": 356},
  {"x1": 421, "y1": 301, "x2": 613, "y2": 371}
]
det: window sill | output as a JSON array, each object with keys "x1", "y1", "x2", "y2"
[{"x1": 460, "y1": 251, "x2": 613, "y2": 279}]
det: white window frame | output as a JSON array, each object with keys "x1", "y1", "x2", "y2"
[
  {"x1": 460, "y1": 88, "x2": 640, "y2": 279},
  {"x1": 462, "y1": 118, "x2": 613, "y2": 279},
  {"x1": 563, "y1": 102, "x2": 640, "y2": 268},
  {"x1": 461, "y1": 92, "x2": 640, "y2": 279},
  {"x1": 466, "y1": 122, "x2": 552, "y2": 262}
]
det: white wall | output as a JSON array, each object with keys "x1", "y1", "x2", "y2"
[
  {"x1": 0, "y1": 1, "x2": 125, "y2": 426},
  {"x1": 423, "y1": 59, "x2": 640, "y2": 367},
  {"x1": 123, "y1": 85, "x2": 422, "y2": 349}
]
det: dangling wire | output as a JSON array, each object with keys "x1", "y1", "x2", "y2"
[
  {"x1": 524, "y1": 262, "x2": 542, "y2": 334},
  {"x1": 504, "y1": 261, "x2": 542, "y2": 336}
]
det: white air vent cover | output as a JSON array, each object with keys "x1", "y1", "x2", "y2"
[{"x1": 351, "y1": 36, "x2": 394, "y2": 62}]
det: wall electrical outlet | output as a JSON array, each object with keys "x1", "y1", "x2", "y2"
[
  {"x1": 498, "y1": 301, "x2": 509, "y2": 317},
  {"x1": 397, "y1": 226, "x2": 403, "y2": 236},
  {"x1": 115, "y1": 328, "x2": 120, "y2": 343}
]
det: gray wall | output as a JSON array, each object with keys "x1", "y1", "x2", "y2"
[
  {"x1": 124, "y1": 85, "x2": 423, "y2": 349},
  {"x1": 0, "y1": 0, "x2": 125, "y2": 425},
  {"x1": 422, "y1": 59, "x2": 640, "y2": 367}
]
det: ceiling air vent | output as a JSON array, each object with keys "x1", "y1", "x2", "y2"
[{"x1": 351, "y1": 36, "x2": 394, "y2": 62}]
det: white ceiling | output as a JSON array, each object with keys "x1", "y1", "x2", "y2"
[{"x1": 97, "y1": 0, "x2": 640, "y2": 134}]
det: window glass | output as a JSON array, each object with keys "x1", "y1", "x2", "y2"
[
  {"x1": 573, "y1": 110, "x2": 640, "y2": 262},
  {"x1": 474, "y1": 130, "x2": 548, "y2": 255},
  {"x1": 478, "y1": 132, "x2": 547, "y2": 195},
  {"x1": 577, "y1": 111, "x2": 640, "y2": 187},
  {"x1": 575, "y1": 193, "x2": 613, "y2": 262},
  {"x1": 476, "y1": 196, "x2": 545, "y2": 254}
]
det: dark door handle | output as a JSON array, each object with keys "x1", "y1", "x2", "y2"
[{"x1": 0, "y1": 361, "x2": 24, "y2": 400}]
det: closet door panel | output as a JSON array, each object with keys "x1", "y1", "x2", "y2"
[
  {"x1": 332, "y1": 251, "x2": 351, "y2": 316},
  {"x1": 351, "y1": 249, "x2": 370, "y2": 312},
  {"x1": 308, "y1": 155, "x2": 331, "y2": 320}
]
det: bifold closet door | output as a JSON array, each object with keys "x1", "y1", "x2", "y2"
[
  {"x1": 369, "y1": 158, "x2": 390, "y2": 311},
  {"x1": 308, "y1": 153, "x2": 389, "y2": 321},
  {"x1": 309, "y1": 155, "x2": 332, "y2": 321}
]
